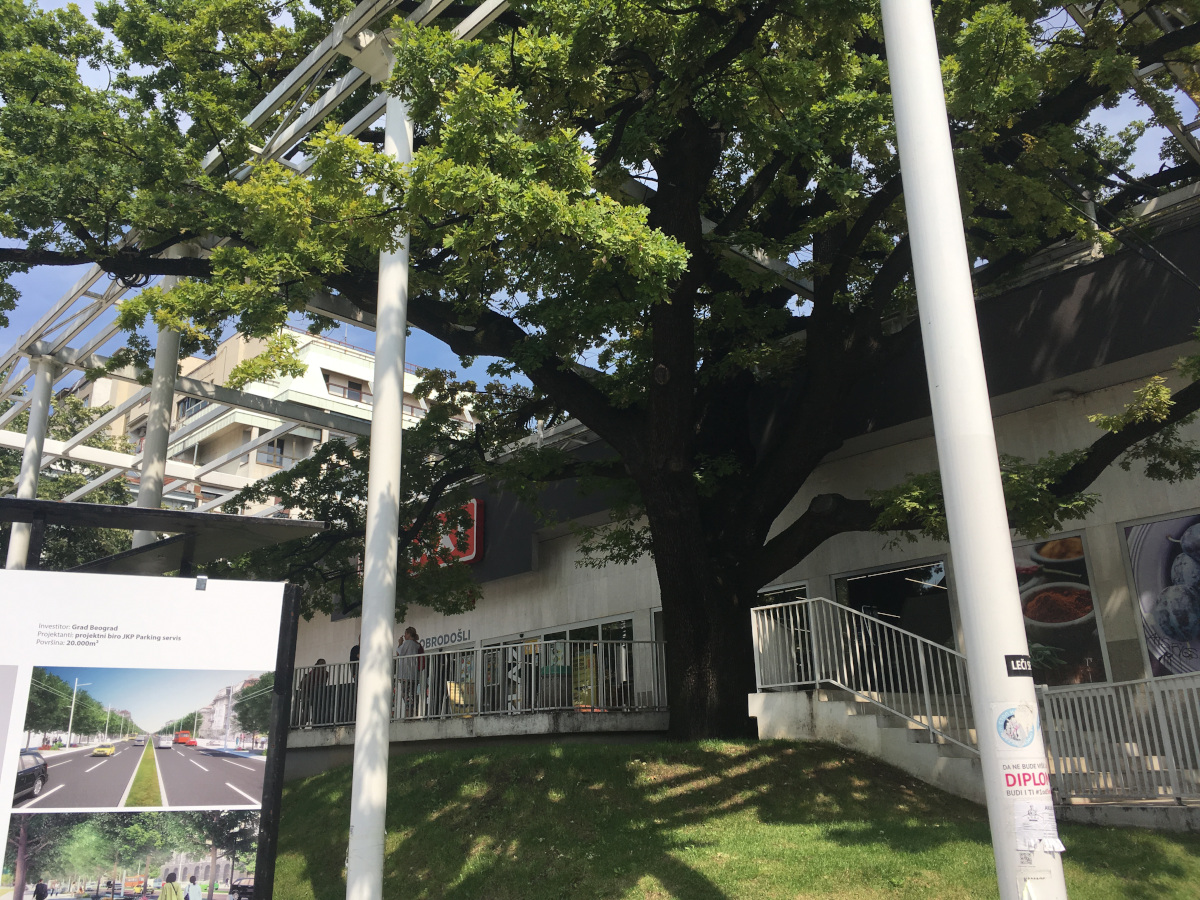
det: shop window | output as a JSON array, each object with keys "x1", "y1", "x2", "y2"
[
  {"x1": 834, "y1": 561, "x2": 953, "y2": 647},
  {"x1": 601, "y1": 619, "x2": 633, "y2": 641},
  {"x1": 1015, "y1": 533, "x2": 1107, "y2": 685},
  {"x1": 756, "y1": 583, "x2": 807, "y2": 607}
]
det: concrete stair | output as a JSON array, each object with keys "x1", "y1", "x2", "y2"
[{"x1": 749, "y1": 689, "x2": 985, "y2": 804}]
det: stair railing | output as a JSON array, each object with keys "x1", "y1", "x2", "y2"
[
  {"x1": 1038, "y1": 672, "x2": 1200, "y2": 801},
  {"x1": 752, "y1": 596, "x2": 978, "y2": 754}
]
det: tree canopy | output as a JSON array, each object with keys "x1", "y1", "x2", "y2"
[
  {"x1": 231, "y1": 673, "x2": 273, "y2": 734},
  {"x1": 5, "y1": 0, "x2": 1200, "y2": 734},
  {"x1": 24, "y1": 667, "x2": 140, "y2": 740}
]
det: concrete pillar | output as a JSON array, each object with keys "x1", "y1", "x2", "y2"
[
  {"x1": 346, "y1": 88, "x2": 412, "y2": 900},
  {"x1": 5, "y1": 356, "x2": 59, "y2": 569},
  {"x1": 133, "y1": 324, "x2": 181, "y2": 547}
]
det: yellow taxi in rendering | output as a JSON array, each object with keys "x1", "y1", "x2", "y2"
[{"x1": 90, "y1": 744, "x2": 116, "y2": 757}]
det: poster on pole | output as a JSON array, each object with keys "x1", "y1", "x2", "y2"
[
  {"x1": 0, "y1": 571, "x2": 291, "y2": 900},
  {"x1": 1012, "y1": 533, "x2": 1107, "y2": 686}
]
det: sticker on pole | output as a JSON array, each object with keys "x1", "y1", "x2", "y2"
[{"x1": 996, "y1": 703, "x2": 1038, "y2": 749}]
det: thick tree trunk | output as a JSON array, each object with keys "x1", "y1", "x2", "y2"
[{"x1": 647, "y1": 501, "x2": 759, "y2": 739}]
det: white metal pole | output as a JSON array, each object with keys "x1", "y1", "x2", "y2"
[
  {"x1": 133, "y1": 323, "x2": 181, "y2": 547},
  {"x1": 880, "y1": 3, "x2": 1068, "y2": 898},
  {"x1": 346, "y1": 89, "x2": 413, "y2": 900},
  {"x1": 6, "y1": 356, "x2": 58, "y2": 569}
]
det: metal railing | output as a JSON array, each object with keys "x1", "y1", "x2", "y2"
[
  {"x1": 752, "y1": 597, "x2": 976, "y2": 753},
  {"x1": 290, "y1": 640, "x2": 668, "y2": 729},
  {"x1": 1039, "y1": 672, "x2": 1200, "y2": 801}
]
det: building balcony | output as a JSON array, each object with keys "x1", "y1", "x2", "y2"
[{"x1": 287, "y1": 640, "x2": 669, "y2": 748}]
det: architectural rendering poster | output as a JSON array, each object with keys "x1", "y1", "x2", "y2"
[
  {"x1": 0, "y1": 571, "x2": 286, "y2": 898},
  {"x1": 1013, "y1": 534, "x2": 1107, "y2": 686},
  {"x1": 1125, "y1": 512, "x2": 1200, "y2": 676}
]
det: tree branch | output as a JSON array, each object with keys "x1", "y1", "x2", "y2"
[
  {"x1": 753, "y1": 492, "x2": 878, "y2": 586},
  {"x1": 0, "y1": 246, "x2": 212, "y2": 278},
  {"x1": 1053, "y1": 377, "x2": 1200, "y2": 497}
]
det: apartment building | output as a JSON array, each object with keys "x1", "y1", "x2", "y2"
[{"x1": 73, "y1": 327, "x2": 439, "y2": 511}]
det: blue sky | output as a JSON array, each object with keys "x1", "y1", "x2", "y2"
[
  {"x1": 38, "y1": 665, "x2": 269, "y2": 733},
  {"x1": 0, "y1": 4, "x2": 1184, "y2": 389}
]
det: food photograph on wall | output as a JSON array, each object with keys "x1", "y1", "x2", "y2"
[
  {"x1": 1125, "y1": 512, "x2": 1200, "y2": 676},
  {"x1": 1013, "y1": 533, "x2": 1107, "y2": 685}
]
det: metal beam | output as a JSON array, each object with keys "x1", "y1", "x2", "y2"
[
  {"x1": 172, "y1": 374, "x2": 372, "y2": 436},
  {"x1": 158, "y1": 421, "x2": 297, "y2": 499},
  {"x1": 27, "y1": 343, "x2": 373, "y2": 436},
  {"x1": 194, "y1": 488, "x2": 244, "y2": 513},
  {"x1": 0, "y1": 396, "x2": 31, "y2": 430},
  {"x1": 0, "y1": 430, "x2": 250, "y2": 492},
  {"x1": 260, "y1": 68, "x2": 372, "y2": 163},
  {"x1": 306, "y1": 291, "x2": 378, "y2": 330},
  {"x1": 48, "y1": 386, "x2": 152, "y2": 464},
  {"x1": 0, "y1": 266, "x2": 106, "y2": 377},
  {"x1": 455, "y1": 0, "x2": 510, "y2": 38},
  {"x1": 200, "y1": 0, "x2": 408, "y2": 173}
]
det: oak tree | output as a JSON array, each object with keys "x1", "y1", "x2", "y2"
[{"x1": 5, "y1": 0, "x2": 1200, "y2": 734}]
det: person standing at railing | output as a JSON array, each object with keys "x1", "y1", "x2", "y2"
[
  {"x1": 427, "y1": 649, "x2": 453, "y2": 716},
  {"x1": 344, "y1": 636, "x2": 360, "y2": 722},
  {"x1": 297, "y1": 659, "x2": 329, "y2": 727},
  {"x1": 396, "y1": 628, "x2": 422, "y2": 717}
]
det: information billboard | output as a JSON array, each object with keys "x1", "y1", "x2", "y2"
[{"x1": 0, "y1": 572, "x2": 293, "y2": 900}]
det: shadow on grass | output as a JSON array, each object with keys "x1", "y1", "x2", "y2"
[{"x1": 276, "y1": 739, "x2": 1200, "y2": 900}]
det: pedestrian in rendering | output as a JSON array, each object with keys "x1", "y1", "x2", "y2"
[
  {"x1": 159, "y1": 874, "x2": 183, "y2": 900},
  {"x1": 33, "y1": 877, "x2": 48, "y2": 900},
  {"x1": 396, "y1": 627, "x2": 422, "y2": 717},
  {"x1": 183, "y1": 875, "x2": 202, "y2": 900}
]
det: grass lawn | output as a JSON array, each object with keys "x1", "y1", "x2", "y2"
[
  {"x1": 124, "y1": 741, "x2": 161, "y2": 807},
  {"x1": 275, "y1": 740, "x2": 1200, "y2": 899}
]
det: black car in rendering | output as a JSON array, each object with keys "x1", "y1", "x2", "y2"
[
  {"x1": 14, "y1": 749, "x2": 48, "y2": 802},
  {"x1": 229, "y1": 876, "x2": 254, "y2": 900}
]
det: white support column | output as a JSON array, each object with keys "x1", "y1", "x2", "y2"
[
  {"x1": 346, "y1": 80, "x2": 411, "y2": 900},
  {"x1": 132, "y1": 323, "x2": 181, "y2": 547},
  {"x1": 879, "y1": 3, "x2": 1068, "y2": 899},
  {"x1": 5, "y1": 357, "x2": 58, "y2": 569}
]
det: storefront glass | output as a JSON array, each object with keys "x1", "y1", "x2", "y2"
[
  {"x1": 1013, "y1": 533, "x2": 1107, "y2": 685},
  {"x1": 834, "y1": 561, "x2": 953, "y2": 647},
  {"x1": 1124, "y1": 512, "x2": 1200, "y2": 676}
]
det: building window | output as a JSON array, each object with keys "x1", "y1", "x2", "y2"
[
  {"x1": 176, "y1": 397, "x2": 210, "y2": 421},
  {"x1": 834, "y1": 561, "x2": 952, "y2": 647},
  {"x1": 324, "y1": 370, "x2": 373, "y2": 404},
  {"x1": 256, "y1": 438, "x2": 287, "y2": 468}
]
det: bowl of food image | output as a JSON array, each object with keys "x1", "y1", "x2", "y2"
[
  {"x1": 1020, "y1": 581, "x2": 1095, "y2": 644},
  {"x1": 1029, "y1": 536, "x2": 1087, "y2": 579},
  {"x1": 1129, "y1": 517, "x2": 1200, "y2": 673}
]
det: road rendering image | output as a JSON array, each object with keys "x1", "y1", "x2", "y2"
[
  {"x1": 152, "y1": 742, "x2": 264, "y2": 808},
  {"x1": 14, "y1": 740, "x2": 141, "y2": 809},
  {"x1": 17, "y1": 665, "x2": 271, "y2": 810},
  {"x1": 13, "y1": 738, "x2": 265, "y2": 810}
]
